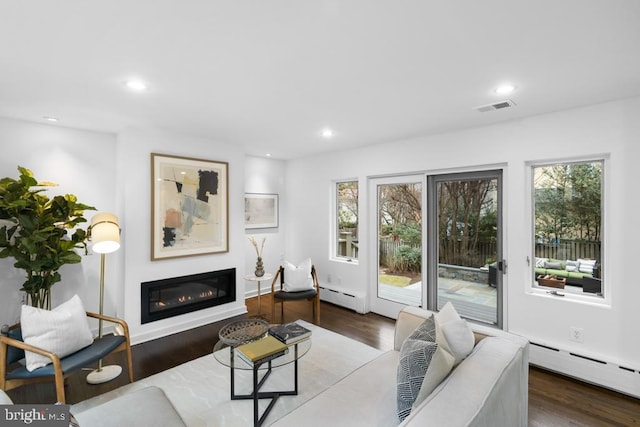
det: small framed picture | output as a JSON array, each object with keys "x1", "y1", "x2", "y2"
[{"x1": 244, "y1": 193, "x2": 279, "y2": 229}]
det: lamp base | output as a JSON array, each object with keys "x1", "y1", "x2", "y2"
[{"x1": 86, "y1": 365, "x2": 122, "y2": 384}]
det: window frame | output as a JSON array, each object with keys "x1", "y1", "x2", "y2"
[
  {"x1": 526, "y1": 155, "x2": 609, "y2": 304},
  {"x1": 332, "y1": 179, "x2": 359, "y2": 264}
]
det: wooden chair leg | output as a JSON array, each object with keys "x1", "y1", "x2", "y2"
[
  {"x1": 313, "y1": 298, "x2": 320, "y2": 324},
  {"x1": 125, "y1": 346, "x2": 134, "y2": 383},
  {"x1": 53, "y1": 361, "x2": 65, "y2": 403},
  {"x1": 271, "y1": 298, "x2": 276, "y2": 323}
]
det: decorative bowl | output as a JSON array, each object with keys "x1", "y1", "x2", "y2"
[{"x1": 218, "y1": 318, "x2": 269, "y2": 346}]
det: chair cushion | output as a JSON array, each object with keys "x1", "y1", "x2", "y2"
[
  {"x1": 6, "y1": 335, "x2": 126, "y2": 380},
  {"x1": 283, "y1": 258, "x2": 315, "y2": 292},
  {"x1": 274, "y1": 289, "x2": 317, "y2": 300},
  {"x1": 20, "y1": 295, "x2": 94, "y2": 372}
]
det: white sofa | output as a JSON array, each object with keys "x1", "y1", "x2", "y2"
[{"x1": 271, "y1": 306, "x2": 529, "y2": 427}]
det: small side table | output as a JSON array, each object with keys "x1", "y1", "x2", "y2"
[
  {"x1": 245, "y1": 273, "x2": 274, "y2": 317},
  {"x1": 213, "y1": 334, "x2": 312, "y2": 427}
]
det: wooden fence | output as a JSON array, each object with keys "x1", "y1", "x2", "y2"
[
  {"x1": 379, "y1": 240, "x2": 420, "y2": 268},
  {"x1": 535, "y1": 241, "x2": 601, "y2": 261},
  {"x1": 379, "y1": 240, "x2": 496, "y2": 269},
  {"x1": 380, "y1": 239, "x2": 600, "y2": 271}
]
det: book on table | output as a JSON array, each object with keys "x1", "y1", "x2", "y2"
[
  {"x1": 235, "y1": 335, "x2": 289, "y2": 365},
  {"x1": 269, "y1": 322, "x2": 312, "y2": 344},
  {"x1": 236, "y1": 347, "x2": 288, "y2": 366}
]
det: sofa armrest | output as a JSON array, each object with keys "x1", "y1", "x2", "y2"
[
  {"x1": 73, "y1": 386, "x2": 186, "y2": 427},
  {"x1": 394, "y1": 307, "x2": 435, "y2": 351}
]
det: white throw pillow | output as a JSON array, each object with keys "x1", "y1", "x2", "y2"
[
  {"x1": 412, "y1": 345, "x2": 455, "y2": 410},
  {"x1": 21, "y1": 294, "x2": 94, "y2": 372},
  {"x1": 283, "y1": 258, "x2": 314, "y2": 292},
  {"x1": 577, "y1": 258, "x2": 596, "y2": 274},
  {"x1": 435, "y1": 302, "x2": 475, "y2": 365},
  {"x1": 565, "y1": 260, "x2": 580, "y2": 272},
  {"x1": 535, "y1": 257, "x2": 548, "y2": 268}
]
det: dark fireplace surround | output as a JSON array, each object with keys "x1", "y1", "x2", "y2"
[{"x1": 141, "y1": 268, "x2": 236, "y2": 324}]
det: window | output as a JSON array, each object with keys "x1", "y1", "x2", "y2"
[
  {"x1": 531, "y1": 160, "x2": 604, "y2": 297},
  {"x1": 335, "y1": 181, "x2": 358, "y2": 261}
]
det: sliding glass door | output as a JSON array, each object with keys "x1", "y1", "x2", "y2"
[
  {"x1": 370, "y1": 175, "x2": 424, "y2": 318},
  {"x1": 369, "y1": 170, "x2": 503, "y2": 327},
  {"x1": 427, "y1": 170, "x2": 502, "y2": 327}
]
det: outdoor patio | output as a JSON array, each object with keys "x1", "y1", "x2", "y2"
[{"x1": 378, "y1": 276, "x2": 497, "y2": 324}]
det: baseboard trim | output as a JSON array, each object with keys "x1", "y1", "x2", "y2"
[
  {"x1": 319, "y1": 285, "x2": 366, "y2": 313},
  {"x1": 529, "y1": 341, "x2": 640, "y2": 398},
  {"x1": 130, "y1": 305, "x2": 247, "y2": 345}
]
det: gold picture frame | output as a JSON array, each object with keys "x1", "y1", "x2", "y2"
[{"x1": 151, "y1": 153, "x2": 229, "y2": 260}]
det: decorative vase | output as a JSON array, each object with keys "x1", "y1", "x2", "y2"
[{"x1": 254, "y1": 257, "x2": 265, "y2": 277}]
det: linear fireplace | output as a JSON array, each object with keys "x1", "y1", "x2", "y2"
[{"x1": 141, "y1": 268, "x2": 236, "y2": 324}]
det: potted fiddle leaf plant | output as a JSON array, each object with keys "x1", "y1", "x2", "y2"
[{"x1": 0, "y1": 166, "x2": 95, "y2": 309}]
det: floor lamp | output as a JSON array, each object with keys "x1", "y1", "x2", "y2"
[{"x1": 86, "y1": 212, "x2": 122, "y2": 384}]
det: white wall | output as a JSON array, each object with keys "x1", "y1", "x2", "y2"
[
  {"x1": 0, "y1": 118, "x2": 117, "y2": 326},
  {"x1": 3, "y1": 97, "x2": 639, "y2": 389},
  {"x1": 243, "y1": 156, "x2": 287, "y2": 298},
  {"x1": 285, "y1": 97, "x2": 640, "y2": 375},
  {"x1": 117, "y1": 128, "x2": 247, "y2": 344},
  {"x1": 0, "y1": 119, "x2": 250, "y2": 343}
]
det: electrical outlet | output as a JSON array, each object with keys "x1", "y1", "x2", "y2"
[
  {"x1": 570, "y1": 326, "x2": 584, "y2": 343},
  {"x1": 327, "y1": 274, "x2": 332, "y2": 283}
]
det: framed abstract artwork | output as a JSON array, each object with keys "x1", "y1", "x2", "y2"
[
  {"x1": 151, "y1": 153, "x2": 229, "y2": 260},
  {"x1": 244, "y1": 193, "x2": 279, "y2": 229}
]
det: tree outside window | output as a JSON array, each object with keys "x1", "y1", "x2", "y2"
[
  {"x1": 336, "y1": 181, "x2": 358, "y2": 260},
  {"x1": 533, "y1": 160, "x2": 603, "y2": 295}
]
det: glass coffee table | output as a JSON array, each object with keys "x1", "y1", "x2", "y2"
[{"x1": 213, "y1": 319, "x2": 312, "y2": 427}]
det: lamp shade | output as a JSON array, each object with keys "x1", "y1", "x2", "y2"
[{"x1": 91, "y1": 213, "x2": 121, "y2": 254}]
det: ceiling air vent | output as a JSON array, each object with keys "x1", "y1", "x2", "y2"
[{"x1": 473, "y1": 99, "x2": 516, "y2": 112}]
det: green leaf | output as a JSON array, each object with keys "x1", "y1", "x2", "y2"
[
  {"x1": 1, "y1": 166, "x2": 95, "y2": 302},
  {"x1": 59, "y1": 252, "x2": 81, "y2": 264}
]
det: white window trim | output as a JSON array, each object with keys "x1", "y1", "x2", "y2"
[
  {"x1": 331, "y1": 179, "x2": 359, "y2": 264},
  {"x1": 525, "y1": 154, "x2": 611, "y2": 306}
]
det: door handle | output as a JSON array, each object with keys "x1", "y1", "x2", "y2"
[{"x1": 498, "y1": 260, "x2": 507, "y2": 274}]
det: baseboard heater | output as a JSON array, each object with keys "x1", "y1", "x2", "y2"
[
  {"x1": 529, "y1": 341, "x2": 640, "y2": 398},
  {"x1": 319, "y1": 285, "x2": 366, "y2": 314}
]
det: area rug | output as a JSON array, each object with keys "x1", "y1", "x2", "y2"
[{"x1": 71, "y1": 320, "x2": 383, "y2": 426}]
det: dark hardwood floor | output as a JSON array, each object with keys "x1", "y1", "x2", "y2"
[{"x1": 6, "y1": 295, "x2": 640, "y2": 425}]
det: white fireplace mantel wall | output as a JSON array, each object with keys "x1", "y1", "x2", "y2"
[
  {"x1": 0, "y1": 119, "x2": 252, "y2": 344},
  {"x1": 117, "y1": 128, "x2": 247, "y2": 344}
]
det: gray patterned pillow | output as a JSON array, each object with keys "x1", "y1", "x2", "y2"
[
  {"x1": 397, "y1": 337, "x2": 439, "y2": 421},
  {"x1": 397, "y1": 315, "x2": 455, "y2": 421},
  {"x1": 407, "y1": 314, "x2": 437, "y2": 342}
]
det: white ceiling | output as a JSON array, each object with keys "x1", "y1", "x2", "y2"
[{"x1": 1, "y1": 1, "x2": 639, "y2": 159}]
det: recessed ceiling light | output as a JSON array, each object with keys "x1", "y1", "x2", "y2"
[
  {"x1": 494, "y1": 84, "x2": 516, "y2": 95},
  {"x1": 125, "y1": 80, "x2": 148, "y2": 92},
  {"x1": 43, "y1": 116, "x2": 58, "y2": 122},
  {"x1": 321, "y1": 128, "x2": 334, "y2": 138},
  {"x1": 265, "y1": 153, "x2": 272, "y2": 157}
]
